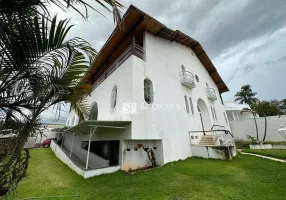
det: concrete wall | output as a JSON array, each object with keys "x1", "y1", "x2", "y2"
[
  {"x1": 121, "y1": 139, "x2": 164, "y2": 171},
  {"x1": 191, "y1": 146, "x2": 236, "y2": 159},
  {"x1": 50, "y1": 140, "x2": 84, "y2": 177},
  {"x1": 63, "y1": 126, "x2": 131, "y2": 168},
  {"x1": 230, "y1": 115, "x2": 286, "y2": 141},
  {"x1": 51, "y1": 140, "x2": 120, "y2": 178}
]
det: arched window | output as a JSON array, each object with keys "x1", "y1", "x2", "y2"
[
  {"x1": 111, "y1": 85, "x2": 117, "y2": 110},
  {"x1": 213, "y1": 108, "x2": 217, "y2": 121},
  {"x1": 184, "y1": 95, "x2": 189, "y2": 114},
  {"x1": 189, "y1": 97, "x2": 194, "y2": 115},
  {"x1": 195, "y1": 75, "x2": 199, "y2": 82},
  {"x1": 67, "y1": 120, "x2": 70, "y2": 126},
  {"x1": 71, "y1": 116, "x2": 75, "y2": 125},
  {"x1": 206, "y1": 82, "x2": 209, "y2": 88},
  {"x1": 223, "y1": 112, "x2": 228, "y2": 124},
  {"x1": 89, "y1": 102, "x2": 98, "y2": 120},
  {"x1": 181, "y1": 65, "x2": 186, "y2": 71},
  {"x1": 144, "y1": 79, "x2": 154, "y2": 104},
  {"x1": 211, "y1": 107, "x2": 215, "y2": 121}
]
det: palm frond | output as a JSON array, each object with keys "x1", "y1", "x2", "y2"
[{"x1": 0, "y1": 0, "x2": 123, "y2": 24}]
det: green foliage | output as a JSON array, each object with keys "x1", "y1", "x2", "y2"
[
  {"x1": 234, "y1": 85, "x2": 258, "y2": 106},
  {"x1": 235, "y1": 140, "x2": 251, "y2": 149},
  {"x1": 0, "y1": 14, "x2": 97, "y2": 135},
  {"x1": 15, "y1": 148, "x2": 286, "y2": 200},
  {"x1": 0, "y1": 0, "x2": 123, "y2": 197},
  {"x1": 0, "y1": 0, "x2": 123, "y2": 24},
  {"x1": 246, "y1": 135, "x2": 258, "y2": 144},
  {"x1": 0, "y1": 0, "x2": 123, "y2": 136},
  {"x1": 251, "y1": 100, "x2": 281, "y2": 117}
]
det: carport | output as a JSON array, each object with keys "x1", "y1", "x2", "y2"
[{"x1": 65, "y1": 120, "x2": 131, "y2": 169}]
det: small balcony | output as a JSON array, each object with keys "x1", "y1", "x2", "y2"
[
  {"x1": 179, "y1": 71, "x2": 195, "y2": 89},
  {"x1": 206, "y1": 88, "x2": 217, "y2": 101}
]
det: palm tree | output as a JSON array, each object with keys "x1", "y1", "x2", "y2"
[
  {"x1": 0, "y1": 1, "x2": 123, "y2": 196},
  {"x1": 241, "y1": 108, "x2": 259, "y2": 142},
  {"x1": 2, "y1": 13, "x2": 98, "y2": 141},
  {"x1": 0, "y1": 0, "x2": 123, "y2": 23},
  {"x1": 0, "y1": 15, "x2": 97, "y2": 197},
  {"x1": 241, "y1": 108, "x2": 269, "y2": 144},
  {"x1": 0, "y1": 0, "x2": 123, "y2": 132},
  {"x1": 234, "y1": 85, "x2": 258, "y2": 106}
]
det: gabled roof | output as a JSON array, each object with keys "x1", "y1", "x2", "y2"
[{"x1": 86, "y1": 5, "x2": 228, "y2": 93}]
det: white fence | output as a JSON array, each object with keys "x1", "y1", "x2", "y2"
[{"x1": 229, "y1": 115, "x2": 286, "y2": 141}]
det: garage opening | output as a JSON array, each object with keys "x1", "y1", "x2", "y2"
[{"x1": 81, "y1": 140, "x2": 120, "y2": 166}]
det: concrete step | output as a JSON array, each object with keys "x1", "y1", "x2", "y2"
[{"x1": 199, "y1": 135, "x2": 216, "y2": 145}]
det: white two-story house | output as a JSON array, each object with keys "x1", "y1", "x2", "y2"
[{"x1": 51, "y1": 5, "x2": 235, "y2": 178}]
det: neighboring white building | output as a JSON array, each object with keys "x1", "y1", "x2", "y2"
[
  {"x1": 24, "y1": 124, "x2": 65, "y2": 148},
  {"x1": 52, "y1": 5, "x2": 235, "y2": 178},
  {"x1": 225, "y1": 103, "x2": 256, "y2": 121},
  {"x1": 225, "y1": 103, "x2": 286, "y2": 142}
]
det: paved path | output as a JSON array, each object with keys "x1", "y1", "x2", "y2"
[{"x1": 240, "y1": 152, "x2": 286, "y2": 163}]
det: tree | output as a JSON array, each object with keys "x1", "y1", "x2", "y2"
[
  {"x1": 251, "y1": 101, "x2": 280, "y2": 117},
  {"x1": 278, "y1": 99, "x2": 286, "y2": 114},
  {"x1": 1, "y1": 15, "x2": 98, "y2": 143},
  {"x1": 234, "y1": 85, "x2": 258, "y2": 106},
  {"x1": 0, "y1": 0, "x2": 123, "y2": 24},
  {"x1": 0, "y1": 1, "x2": 123, "y2": 196},
  {"x1": 0, "y1": 15, "x2": 98, "y2": 197},
  {"x1": 0, "y1": 0, "x2": 122, "y2": 123}
]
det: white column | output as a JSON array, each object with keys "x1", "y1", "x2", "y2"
[
  {"x1": 70, "y1": 133, "x2": 75, "y2": 157},
  {"x1": 236, "y1": 113, "x2": 240, "y2": 120},
  {"x1": 232, "y1": 111, "x2": 236, "y2": 121},
  {"x1": 86, "y1": 127, "x2": 97, "y2": 169}
]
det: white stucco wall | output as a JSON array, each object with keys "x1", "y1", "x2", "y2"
[
  {"x1": 66, "y1": 56, "x2": 134, "y2": 126},
  {"x1": 121, "y1": 139, "x2": 164, "y2": 171},
  {"x1": 230, "y1": 115, "x2": 286, "y2": 141},
  {"x1": 64, "y1": 31, "x2": 230, "y2": 169},
  {"x1": 128, "y1": 32, "x2": 229, "y2": 163}
]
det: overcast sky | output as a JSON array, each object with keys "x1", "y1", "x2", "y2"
[{"x1": 42, "y1": 0, "x2": 286, "y2": 124}]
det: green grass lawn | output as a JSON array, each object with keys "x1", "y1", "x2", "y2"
[
  {"x1": 242, "y1": 149, "x2": 286, "y2": 159},
  {"x1": 15, "y1": 148, "x2": 286, "y2": 200}
]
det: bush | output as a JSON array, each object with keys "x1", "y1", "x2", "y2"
[{"x1": 235, "y1": 140, "x2": 251, "y2": 149}]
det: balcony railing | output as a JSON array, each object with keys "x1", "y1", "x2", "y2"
[
  {"x1": 93, "y1": 45, "x2": 145, "y2": 89},
  {"x1": 206, "y1": 88, "x2": 217, "y2": 100},
  {"x1": 179, "y1": 71, "x2": 195, "y2": 89}
]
